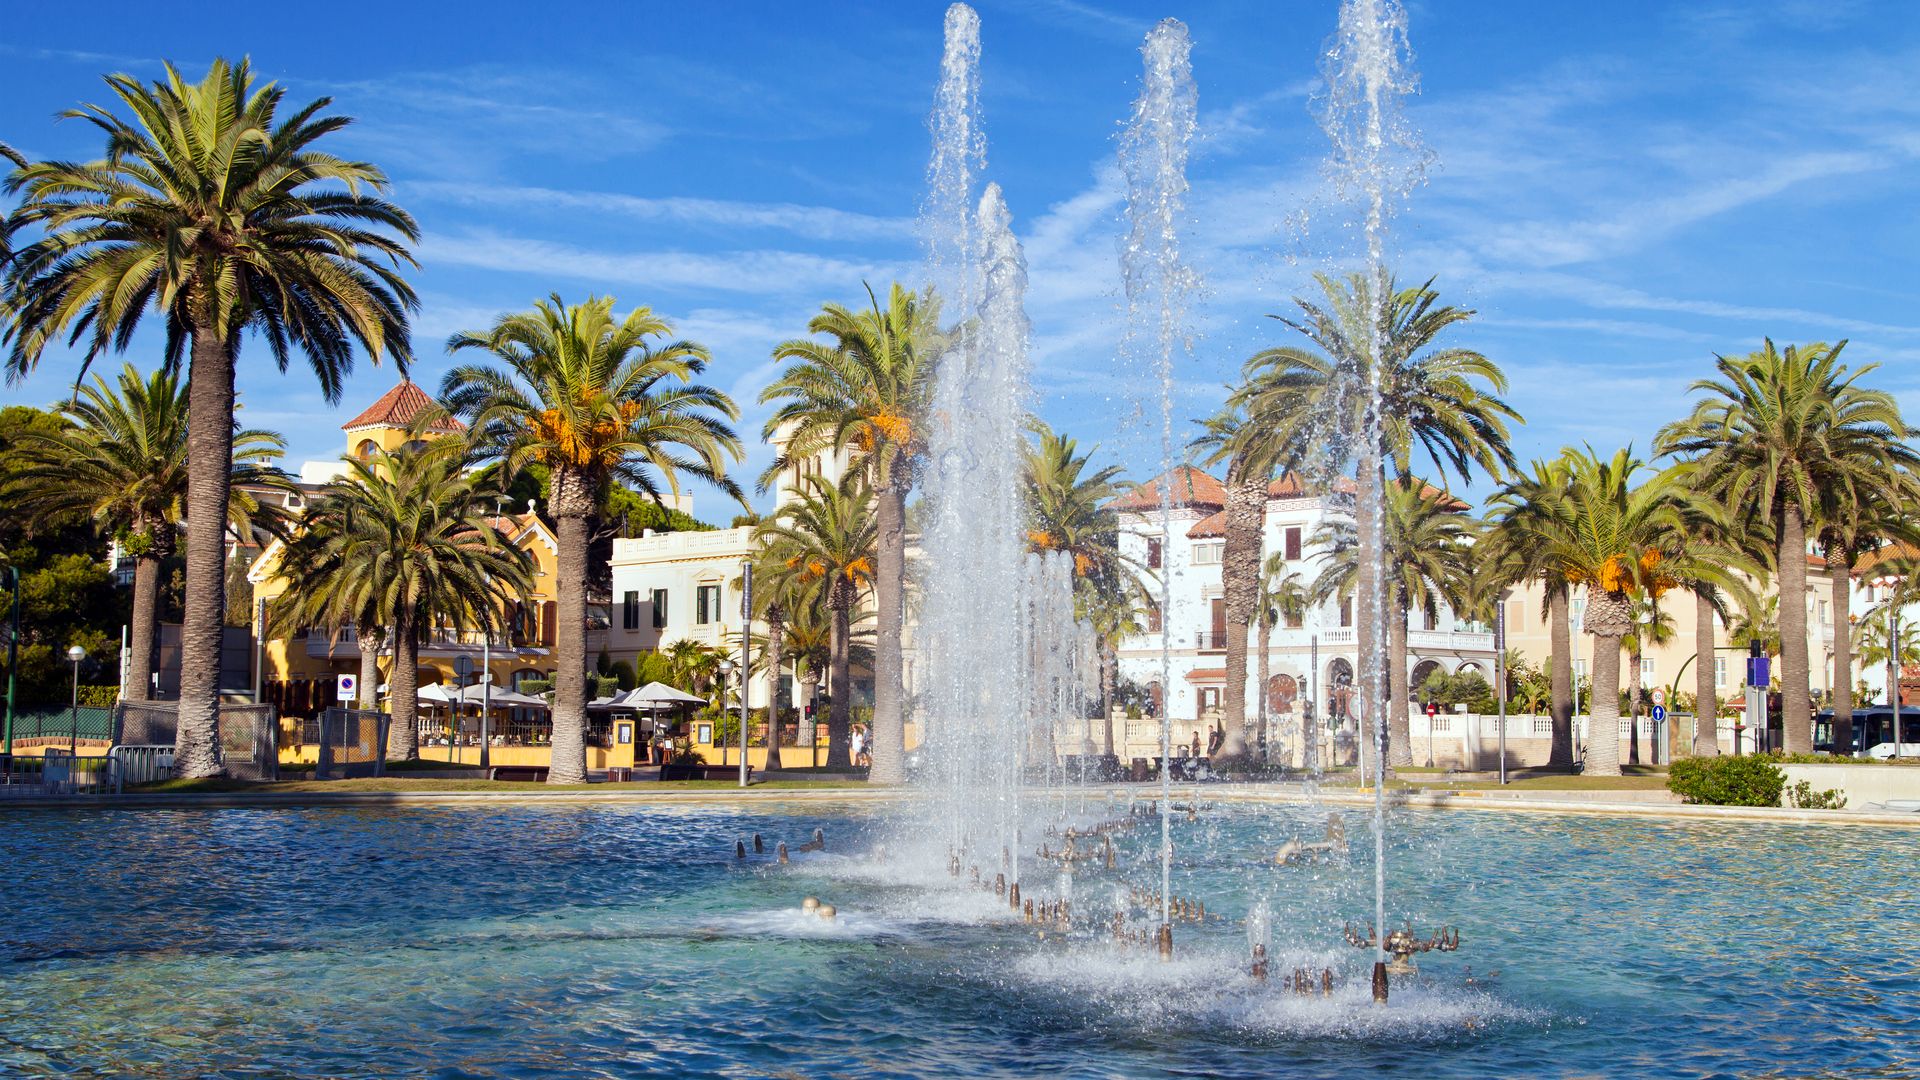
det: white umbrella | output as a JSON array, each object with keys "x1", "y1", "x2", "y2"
[
  {"x1": 621, "y1": 681, "x2": 706, "y2": 707},
  {"x1": 417, "y1": 683, "x2": 457, "y2": 703}
]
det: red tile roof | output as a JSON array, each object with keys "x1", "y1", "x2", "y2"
[
  {"x1": 341, "y1": 380, "x2": 465, "y2": 434},
  {"x1": 1187, "y1": 511, "x2": 1227, "y2": 539},
  {"x1": 1109, "y1": 466, "x2": 1226, "y2": 512}
]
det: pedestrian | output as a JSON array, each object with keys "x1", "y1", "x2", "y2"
[{"x1": 851, "y1": 726, "x2": 868, "y2": 767}]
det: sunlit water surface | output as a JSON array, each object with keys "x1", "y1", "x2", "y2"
[{"x1": 2, "y1": 801, "x2": 1915, "y2": 1078}]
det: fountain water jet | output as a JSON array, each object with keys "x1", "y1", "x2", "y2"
[{"x1": 1119, "y1": 17, "x2": 1198, "y2": 948}]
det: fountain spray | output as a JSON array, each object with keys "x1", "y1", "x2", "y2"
[
  {"x1": 1119, "y1": 18, "x2": 1197, "y2": 946},
  {"x1": 1319, "y1": 0, "x2": 1429, "y2": 998}
]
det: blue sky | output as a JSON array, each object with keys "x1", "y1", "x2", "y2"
[{"x1": 5, "y1": 0, "x2": 1920, "y2": 516}]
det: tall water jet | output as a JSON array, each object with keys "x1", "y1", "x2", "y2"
[
  {"x1": 1118, "y1": 19, "x2": 1197, "y2": 939},
  {"x1": 1318, "y1": 0, "x2": 1430, "y2": 988}
]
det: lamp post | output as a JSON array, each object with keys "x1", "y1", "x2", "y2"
[
  {"x1": 3, "y1": 565, "x2": 20, "y2": 757},
  {"x1": 1872, "y1": 574, "x2": 1905, "y2": 759},
  {"x1": 739, "y1": 558, "x2": 752, "y2": 788},
  {"x1": 717, "y1": 658, "x2": 736, "y2": 769},
  {"x1": 67, "y1": 645, "x2": 86, "y2": 753},
  {"x1": 1496, "y1": 591, "x2": 1510, "y2": 785},
  {"x1": 453, "y1": 653, "x2": 475, "y2": 766}
]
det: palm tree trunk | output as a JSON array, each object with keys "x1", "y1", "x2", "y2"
[
  {"x1": 1628, "y1": 642, "x2": 1643, "y2": 765},
  {"x1": 357, "y1": 628, "x2": 381, "y2": 712},
  {"x1": 1831, "y1": 550, "x2": 1854, "y2": 755},
  {"x1": 801, "y1": 669, "x2": 821, "y2": 760},
  {"x1": 1217, "y1": 474, "x2": 1266, "y2": 764},
  {"x1": 1584, "y1": 591, "x2": 1633, "y2": 776},
  {"x1": 548, "y1": 470, "x2": 593, "y2": 784},
  {"x1": 1549, "y1": 581, "x2": 1575, "y2": 767},
  {"x1": 1778, "y1": 501, "x2": 1813, "y2": 753},
  {"x1": 827, "y1": 603, "x2": 852, "y2": 768},
  {"x1": 125, "y1": 549, "x2": 162, "y2": 701},
  {"x1": 1388, "y1": 594, "x2": 1412, "y2": 768},
  {"x1": 1256, "y1": 600, "x2": 1271, "y2": 764},
  {"x1": 870, "y1": 477, "x2": 908, "y2": 784},
  {"x1": 386, "y1": 615, "x2": 421, "y2": 760},
  {"x1": 1693, "y1": 588, "x2": 1718, "y2": 757},
  {"x1": 174, "y1": 320, "x2": 236, "y2": 779},
  {"x1": 765, "y1": 610, "x2": 785, "y2": 769},
  {"x1": 1099, "y1": 641, "x2": 1116, "y2": 757}
]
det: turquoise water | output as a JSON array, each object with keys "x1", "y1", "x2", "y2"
[{"x1": 2, "y1": 799, "x2": 1916, "y2": 1078}]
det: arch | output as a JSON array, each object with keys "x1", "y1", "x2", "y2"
[
  {"x1": 1266, "y1": 673, "x2": 1298, "y2": 714},
  {"x1": 1147, "y1": 680, "x2": 1164, "y2": 718},
  {"x1": 1410, "y1": 658, "x2": 1444, "y2": 694},
  {"x1": 1455, "y1": 660, "x2": 1486, "y2": 679},
  {"x1": 1326, "y1": 658, "x2": 1354, "y2": 721},
  {"x1": 354, "y1": 438, "x2": 378, "y2": 461}
]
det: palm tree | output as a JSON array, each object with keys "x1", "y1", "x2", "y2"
[
  {"x1": 1622, "y1": 596, "x2": 1676, "y2": 765},
  {"x1": 443, "y1": 294, "x2": 744, "y2": 783},
  {"x1": 1081, "y1": 589, "x2": 1143, "y2": 758},
  {"x1": 1482, "y1": 458, "x2": 1577, "y2": 766},
  {"x1": 1313, "y1": 478, "x2": 1477, "y2": 768},
  {"x1": 6, "y1": 363, "x2": 284, "y2": 702},
  {"x1": 1659, "y1": 340, "x2": 1920, "y2": 754},
  {"x1": 0, "y1": 140, "x2": 23, "y2": 264},
  {"x1": 1815, "y1": 485, "x2": 1920, "y2": 758},
  {"x1": 1190, "y1": 404, "x2": 1290, "y2": 764},
  {"x1": 1533, "y1": 448, "x2": 1739, "y2": 776},
  {"x1": 272, "y1": 440, "x2": 533, "y2": 759},
  {"x1": 753, "y1": 473, "x2": 878, "y2": 769},
  {"x1": 1235, "y1": 272, "x2": 1517, "y2": 769},
  {"x1": 2, "y1": 60, "x2": 417, "y2": 777},
  {"x1": 661, "y1": 638, "x2": 721, "y2": 694},
  {"x1": 762, "y1": 283, "x2": 940, "y2": 785},
  {"x1": 1252, "y1": 551, "x2": 1309, "y2": 764},
  {"x1": 1729, "y1": 594, "x2": 1781, "y2": 658},
  {"x1": 1023, "y1": 421, "x2": 1134, "y2": 584}
]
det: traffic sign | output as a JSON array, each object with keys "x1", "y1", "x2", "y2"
[
  {"x1": 454, "y1": 654, "x2": 475, "y2": 681},
  {"x1": 1651, "y1": 688, "x2": 1667, "y2": 707},
  {"x1": 1747, "y1": 657, "x2": 1770, "y2": 687},
  {"x1": 1651, "y1": 704, "x2": 1667, "y2": 724},
  {"x1": 337, "y1": 673, "x2": 357, "y2": 702}
]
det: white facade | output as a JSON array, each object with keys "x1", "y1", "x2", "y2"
[{"x1": 1111, "y1": 469, "x2": 1495, "y2": 756}]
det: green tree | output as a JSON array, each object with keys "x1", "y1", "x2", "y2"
[
  {"x1": 1531, "y1": 448, "x2": 1740, "y2": 776},
  {"x1": 7, "y1": 364, "x2": 283, "y2": 702},
  {"x1": 2, "y1": 60, "x2": 418, "y2": 777},
  {"x1": 1658, "y1": 340, "x2": 1920, "y2": 754},
  {"x1": 752, "y1": 473, "x2": 877, "y2": 769},
  {"x1": 1235, "y1": 272, "x2": 1517, "y2": 769},
  {"x1": 1814, "y1": 484, "x2": 1920, "y2": 757},
  {"x1": 762, "y1": 283, "x2": 940, "y2": 784},
  {"x1": 1313, "y1": 477, "x2": 1477, "y2": 769},
  {"x1": 1482, "y1": 458, "x2": 1577, "y2": 766},
  {"x1": 443, "y1": 294, "x2": 743, "y2": 783},
  {"x1": 269, "y1": 439, "x2": 533, "y2": 759}
]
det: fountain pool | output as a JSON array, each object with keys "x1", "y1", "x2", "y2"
[{"x1": 3, "y1": 802, "x2": 1916, "y2": 1078}]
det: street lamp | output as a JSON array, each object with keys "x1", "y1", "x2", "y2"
[
  {"x1": 1871, "y1": 574, "x2": 1906, "y2": 759},
  {"x1": 717, "y1": 659, "x2": 736, "y2": 768},
  {"x1": 66, "y1": 645, "x2": 86, "y2": 753}
]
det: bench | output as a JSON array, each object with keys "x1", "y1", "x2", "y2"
[
  {"x1": 489, "y1": 765, "x2": 550, "y2": 783},
  {"x1": 660, "y1": 763, "x2": 752, "y2": 783}
]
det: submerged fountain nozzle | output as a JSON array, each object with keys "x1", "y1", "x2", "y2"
[
  {"x1": 1251, "y1": 943, "x2": 1268, "y2": 982},
  {"x1": 753, "y1": 833, "x2": 764, "y2": 854},
  {"x1": 735, "y1": 840, "x2": 746, "y2": 859},
  {"x1": 778, "y1": 842, "x2": 790, "y2": 865}
]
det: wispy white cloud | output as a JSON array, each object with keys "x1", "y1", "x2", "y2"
[
  {"x1": 419, "y1": 231, "x2": 906, "y2": 299},
  {"x1": 405, "y1": 181, "x2": 912, "y2": 243}
]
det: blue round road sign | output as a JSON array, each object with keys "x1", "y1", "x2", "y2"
[{"x1": 1651, "y1": 704, "x2": 1667, "y2": 723}]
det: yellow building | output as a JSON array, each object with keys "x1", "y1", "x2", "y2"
[{"x1": 249, "y1": 380, "x2": 634, "y2": 771}]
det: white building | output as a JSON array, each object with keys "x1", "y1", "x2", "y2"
[{"x1": 1110, "y1": 466, "x2": 1496, "y2": 762}]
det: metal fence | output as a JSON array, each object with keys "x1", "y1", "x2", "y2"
[
  {"x1": 111, "y1": 699, "x2": 279, "y2": 781},
  {"x1": 317, "y1": 707, "x2": 389, "y2": 780},
  {"x1": 111, "y1": 745, "x2": 174, "y2": 785},
  {"x1": 7, "y1": 705, "x2": 115, "y2": 746},
  {"x1": 39, "y1": 749, "x2": 122, "y2": 795}
]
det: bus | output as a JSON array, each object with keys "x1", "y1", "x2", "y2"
[{"x1": 1814, "y1": 705, "x2": 1920, "y2": 757}]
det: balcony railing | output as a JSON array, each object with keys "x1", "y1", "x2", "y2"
[{"x1": 1196, "y1": 629, "x2": 1228, "y2": 651}]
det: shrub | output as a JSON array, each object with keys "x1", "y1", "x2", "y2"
[
  {"x1": 77, "y1": 684, "x2": 119, "y2": 708},
  {"x1": 1785, "y1": 780, "x2": 1847, "y2": 810},
  {"x1": 1668, "y1": 754, "x2": 1786, "y2": 806}
]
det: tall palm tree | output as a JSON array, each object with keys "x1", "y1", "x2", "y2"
[
  {"x1": 1082, "y1": 588, "x2": 1143, "y2": 759},
  {"x1": 1729, "y1": 594, "x2": 1782, "y2": 658},
  {"x1": 2, "y1": 60, "x2": 417, "y2": 777},
  {"x1": 1023, "y1": 421, "x2": 1134, "y2": 583},
  {"x1": 1482, "y1": 458, "x2": 1577, "y2": 766},
  {"x1": 753, "y1": 473, "x2": 878, "y2": 769},
  {"x1": 1622, "y1": 596, "x2": 1676, "y2": 765},
  {"x1": 1252, "y1": 551, "x2": 1309, "y2": 764},
  {"x1": 1190, "y1": 404, "x2": 1290, "y2": 764},
  {"x1": 1659, "y1": 340, "x2": 1920, "y2": 754},
  {"x1": 0, "y1": 140, "x2": 23, "y2": 265},
  {"x1": 762, "y1": 283, "x2": 940, "y2": 785},
  {"x1": 1235, "y1": 272, "x2": 1517, "y2": 769},
  {"x1": 1815, "y1": 485, "x2": 1920, "y2": 757},
  {"x1": 272, "y1": 440, "x2": 533, "y2": 759},
  {"x1": 661, "y1": 638, "x2": 721, "y2": 693},
  {"x1": 7, "y1": 363, "x2": 284, "y2": 702},
  {"x1": 1533, "y1": 448, "x2": 1739, "y2": 776},
  {"x1": 1313, "y1": 478, "x2": 1477, "y2": 767},
  {"x1": 444, "y1": 294, "x2": 743, "y2": 783}
]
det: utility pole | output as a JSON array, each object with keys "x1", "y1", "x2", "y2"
[{"x1": 739, "y1": 559, "x2": 752, "y2": 788}]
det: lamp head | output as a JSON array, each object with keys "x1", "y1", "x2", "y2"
[
  {"x1": 66, "y1": 645, "x2": 85, "y2": 663},
  {"x1": 718, "y1": 659, "x2": 736, "y2": 677}
]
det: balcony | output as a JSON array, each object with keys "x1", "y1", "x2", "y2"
[
  {"x1": 1196, "y1": 629, "x2": 1228, "y2": 652},
  {"x1": 303, "y1": 626, "x2": 573, "y2": 660}
]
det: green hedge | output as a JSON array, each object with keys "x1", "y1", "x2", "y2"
[{"x1": 1668, "y1": 754, "x2": 1785, "y2": 806}]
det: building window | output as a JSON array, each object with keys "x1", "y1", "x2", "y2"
[
  {"x1": 1147, "y1": 538, "x2": 1163, "y2": 569},
  {"x1": 622, "y1": 591, "x2": 640, "y2": 631},
  {"x1": 1146, "y1": 602, "x2": 1162, "y2": 634},
  {"x1": 1424, "y1": 607, "x2": 1439, "y2": 632},
  {"x1": 1715, "y1": 657, "x2": 1726, "y2": 685},
  {"x1": 1340, "y1": 598, "x2": 1353, "y2": 628},
  {"x1": 1285, "y1": 605, "x2": 1303, "y2": 630},
  {"x1": 651, "y1": 588, "x2": 668, "y2": 630},
  {"x1": 1192, "y1": 542, "x2": 1224, "y2": 566},
  {"x1": 696, "y1": 584, "x2": 721, "y2": 625},
  {"x1": 1284, "y1": 527, "x2": 1302, "y2": 561},
  {"x1": 1640, "y1": 657, "x2": 1656, "y2": 679}
]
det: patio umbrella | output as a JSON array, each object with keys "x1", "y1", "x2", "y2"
[{"x1": 621, "y1": 681, "x2": 706, "y2": 707}]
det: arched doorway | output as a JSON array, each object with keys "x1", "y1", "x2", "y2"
[
  {"x1": 1266, "y1": 673, "x2": 1298, "y2": 714},
  {"x1": 1327, "y1": 658, "x2": 1354, "y2": 723},
  {"x1": 1410, "y1": 659, "x2": 1444, "y2": 696},
  {"x1": 1147, "y1": 681, "x2": 1164, "y2": 719}
]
